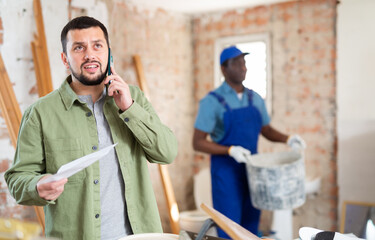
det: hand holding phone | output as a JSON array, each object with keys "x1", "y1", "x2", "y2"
[{"x1": 104, "y1": 48, "x2": 133, "y2": 111}]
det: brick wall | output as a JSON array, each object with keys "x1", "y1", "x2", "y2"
[
  {"x1": 1, "y1": 0, "x2": 339, "y2": 236},
  {"x1": 192, "y1": 0, "x2": 338, "y2": 236}
]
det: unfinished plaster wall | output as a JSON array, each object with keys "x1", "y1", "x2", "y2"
[
  {"x1": 0, "y1": 0, "x2": 195, "y2": 233},
  {"x1": 0, "y1": 0, "x2": 40, "y2": 221},
  {"x1": 192, "y1": 0, "x2": 338, "y2": 236}
]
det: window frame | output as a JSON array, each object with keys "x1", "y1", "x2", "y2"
[{"x1": 214, "y1": 33, "x2": 273, "y2": 115}]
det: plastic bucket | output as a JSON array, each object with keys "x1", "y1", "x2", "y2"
[{"x1": 246, "y1": 151, "x2": 305, "y2": 210}]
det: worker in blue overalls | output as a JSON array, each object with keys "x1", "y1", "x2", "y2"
[{"x1": 193, "y1": 46, "x2": 306, "y2": 239}]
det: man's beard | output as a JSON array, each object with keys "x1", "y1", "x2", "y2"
[{"x1": 70, "y1": 61, "x2": 107, "y2": 86}]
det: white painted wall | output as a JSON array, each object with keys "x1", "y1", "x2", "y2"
[
  {"x1": 0, "y1": 0, "x2": 39, "y2": 112},
  {"x1": 337, "y1": 0, "x2": 375, "y2": 214}
]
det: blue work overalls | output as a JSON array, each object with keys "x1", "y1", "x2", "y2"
[{"x1": 210, "y1": 89, "x2": 262, "y2": 239}]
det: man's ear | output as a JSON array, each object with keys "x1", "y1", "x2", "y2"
[
  {"x1": 61, "y1": 52, "x2": 70, "y2": 69},
  {"x1": 221, "y1": 65, "x2": 227, "y2": 77}
]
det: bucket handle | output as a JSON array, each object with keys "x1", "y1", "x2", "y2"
[{"x1": 195, "y1": 218, "x2": 217, "y2": 240}]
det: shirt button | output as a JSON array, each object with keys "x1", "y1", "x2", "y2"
[
  {"x1": 86, "y1": 112, "x2": 92, "y2": 117},
  {"x1": 95, "y1": 214, "x2": 100, "y2": 218},
  {"x1": 124, "y1": 117, "x2": 129, "y2": 122},
  {"x1": 94, "y1": 179, "x2": 99, "y2": 184},
  {"x1": 92, "y1": 145, "x2": 97, "y2": 150}
]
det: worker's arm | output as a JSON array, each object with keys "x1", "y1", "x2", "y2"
[
  {"x1": 261, "y1": 124, "x2": 288, "y2": 143},
  {"x1": 193, "y1": 128, "x2": 252, "y2": 163},
  {"x1": 192, "y1": 128, "x2": 229, "y2": 155}
]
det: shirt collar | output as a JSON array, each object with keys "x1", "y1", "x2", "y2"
[
  {"x1": 221, "y1": 81, "x2": 238, "y2": 94},
  {"x1": 58, "y1": 76, "x2": 78, "y2": 110},
  {"x1": 59, "y1": 76, "x2": 111, "y2": 110}
]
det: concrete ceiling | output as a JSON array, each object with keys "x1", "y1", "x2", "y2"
[{"x1": 127, "y1": 0, "x2": 294, "y2": 15}]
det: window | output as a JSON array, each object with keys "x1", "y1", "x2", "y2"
[{"x1": 214, "y1": 33, "x2": 272, "y2": 114}]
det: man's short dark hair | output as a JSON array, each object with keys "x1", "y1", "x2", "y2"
[{"x1": 61, "y1": 16, "x2": 109, "y2": 53}]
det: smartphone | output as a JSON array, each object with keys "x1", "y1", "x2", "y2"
[
  {"x1": 107, "y1": 47, "x2": 113, "y2": 76},
  {"x1": 106, "y1": 48, "x2": 118, "y2": 94}
]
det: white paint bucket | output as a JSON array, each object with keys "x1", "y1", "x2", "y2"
[
  {"x1": 118, "y1": 233, "x2": 179, "y2": 240},
  {"x1": 179, "y1": 210, "x2": 217, "y2": 236},
  {"x1": 246, "y1": 151, "x2": 305, "y2": 210}
]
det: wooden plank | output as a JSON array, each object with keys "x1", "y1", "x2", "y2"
[
  {"x1": 200, "y1": 203, "x2": 268, "y2": 240},
  {"x1": 133, "y1": 55, "x2": 180, "y2": 234},
  {"x1": 32, "y1": 0, "x2": 53, "y2": 97},
  {"x1": 33, "y1": 207, "x2": 45, "y2": 235},
  {"x1": 0, "y1": 53, "x2": 46, "y2": 233},
  {"x1": 159, "y1": 164, "x2": 180, "y2": 234},
  {"x1": 0, "y1": 54, "x2": 22, "y2": 147},
  {"x1": 31, "y1": 41, "x2": 44, "y2": 97},
  {"x1": 133, "y1": 55, "x2": 150, "y2": 98}
]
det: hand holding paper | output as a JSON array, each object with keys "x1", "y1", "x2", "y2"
[
  {"x1": 38, "y1": 143, "x2": 117, "y2": 186},
  {"x1": 37, "y1": 176, "x2": 68, "y2": 201}
]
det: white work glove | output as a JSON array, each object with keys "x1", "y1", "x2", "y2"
[
  {"x1": 228, "y1": 146, "x2": 251, "y2": 163},
  {"x1": 287, "y1": 134, "x2": 306, "y2": 151}
]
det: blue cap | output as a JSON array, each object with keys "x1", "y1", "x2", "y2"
[{"x1": 220, "y1": 46, "x2": 249, "y2": 65}]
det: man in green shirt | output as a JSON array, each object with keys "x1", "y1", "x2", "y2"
[{"x1": 5, "y1": 16, "x2": 178, "y2": 240}]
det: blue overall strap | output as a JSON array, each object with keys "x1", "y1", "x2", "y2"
[
  {"x1": 246, "y1": 88, "x2": 253, "y2": 105},
  {"x1": 209, "y1": 91, "x2": 231, "y2": 112}
]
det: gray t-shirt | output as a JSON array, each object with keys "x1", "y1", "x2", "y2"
[{"x1": 79, "y1": 92, "x2": 133, "y2": 239}]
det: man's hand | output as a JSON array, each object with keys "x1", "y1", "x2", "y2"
[
  {"x1": 228, "y1": 146, "x2": 251, "y2": 163},
  {"x1": 37, "y1": 176, "x2": 68, "y2": 201},
  {"x1": 103, "y1": 65, "x2": 133, "y2": 111},
  {"x1": 287, "y1": 134, "x2": 306, "y2": 151}
]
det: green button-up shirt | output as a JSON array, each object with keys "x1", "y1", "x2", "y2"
[{"x1": 5, "y1": 77, "x2": 178, "y2": 240}]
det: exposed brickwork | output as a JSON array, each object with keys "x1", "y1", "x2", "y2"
[
  {"x1": 0, "y1": 159, "x2": 9, "y2": 172},
  {"x1": 192, "y1": 0, "x2": 338, "y2": 236},
  {"x1": 1, "y1": 0, "x2": 339, "y2": 236}
]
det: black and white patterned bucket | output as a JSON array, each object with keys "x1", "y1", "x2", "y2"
[{"x1": 246, "y1": 151, "x2": 306, "y2": 210}]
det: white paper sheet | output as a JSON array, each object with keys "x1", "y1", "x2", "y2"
[
  {"x1": 38, "y1": 143, "x2": 117, "y2": 185},
  {"x1": 299, "y1": 227, "x2": 365, "y2": 240}
]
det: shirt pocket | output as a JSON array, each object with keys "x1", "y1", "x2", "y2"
[{"x1": 44, "y1": 138, "x2": 85, "y2": 183}]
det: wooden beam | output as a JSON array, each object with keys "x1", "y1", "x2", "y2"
[
  {"x1": 0, "y1": 55, "x2": 22, "y2": 147},
  {"x1": 32, "y1": 0, "x2": 53, "y2": 97},
  {"x1": 201, "y1": 203, "x2": 268, "y2": 240},
  {"x1": 31, "y1": 41, "x2": 44, "y2": 97},
  {"x1": 133, "y1": 55, "x2": 150, "y2": 98},
  {"x1": 0, "y1": 53, "x2": 46, "y2": 233},
  {"x1": 133, "y1": 55, "x2": 180, "y2": 234}
]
